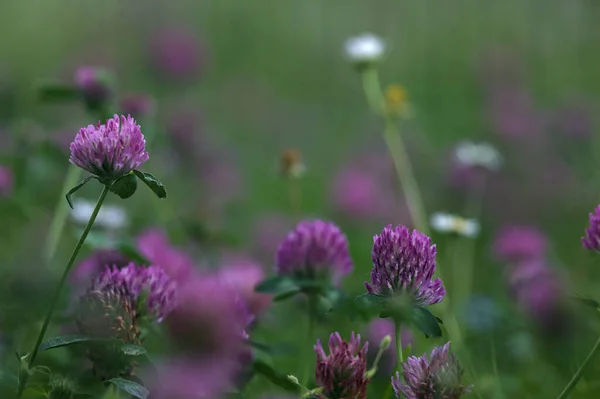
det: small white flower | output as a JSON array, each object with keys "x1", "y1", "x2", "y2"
[
  {"x1": 454, "y1": 141, "x2": 503, "y2": 171},
  {"x1": 70, "y1": 198, "x2": 128, "y2": 230},
  {"x1": 344, "y1": 33, "x2": 386, "y2": 64},
  {"x1": 430, "y1": 212, "x2": 480, "y2": 237}
]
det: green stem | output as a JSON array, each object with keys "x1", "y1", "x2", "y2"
[
  {"x1": 302, "y1": 294, "x2": 317, "y2": 388},
  {"x1": 361, "y1": 69, "x2": 429, "y2": 235},
  {"x1": 42, "y1": 166, "x2": 83, "y2": 264},
  {"x1": 394, "y1": 321, "x2": 404, "y2": 372},
  {"x1": 17, "y1": 184, "x2": 110, "y2": 398},
  {"x1": 490, "y1": 331, "x2": 504, "y2": 399},
  {"x1": 455, "y1": 175, "x2": 487, "y2": 305},
  {"x1": 360, "y1": 68, "x2": 482, "y2": 398},
  {"x1": 382, "y1": 117, "x2": 429, "y2": 236},
  {"x1": 556, "y1": 336, "x2": 600, "y2": 399}
]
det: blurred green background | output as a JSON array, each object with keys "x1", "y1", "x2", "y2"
[{"x1": 1, "y1": 0, "x2": 600, "y2": 398}]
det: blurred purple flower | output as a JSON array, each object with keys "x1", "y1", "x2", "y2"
[
  {"x1": 582, "y1": 205, "x2": 600, "y2": 252},
  {"x1": 366, "y1": 320, "x2": 413, "y2": 377},
  {"x1": 201, "y1": 153, "x2": 245, "y2": 208},
  {"x1": 314, "y1": 332, "x2": 369, "y2": 399},
  {"x1": 553, "y1": 99, "x2": 593, "y2": 139},
  {"x1": 136, "y1": 228, "x2": 196, "y2": 282},
  {"x1": 148, "y1": 357, "x2": 238, "y2": 399},
  {"x1": 276, "y1": 220, "x2": 353, "y2": 286},
  {"x1": 149, "y1": 26, "x2": 205, "y2": 80},
  {"x1": 74, "y1": 66, "x2": 112, "y2": 106},
  {"x1": 508, "y1": 259, "x2": 568, "y2": 332},
  {"x1": 493, "y1": 225, "x2": 548, "y2": 263},
  {"x1": 445, "y1": 141, "x2": 502, "y2": 189},
  {"x1": 165, "y1": 107, "x2": 204, "y2": 154},
  {"x1": 476, "y1": 49, "x2": 523, "y2": 91},
  {"x1": 0, "y1": 165, "x2": 13, "y2": 196},
  {"x1": 251, "y1": 213, "x2": 294, "y2": 261},
  {"x1": 71, "y1": 249, "x2": 130, "y2": 291},
  {"x1": 392, "y1": 342, "x2": 471, "y2": 399},
  {"x1": 217, "y1": 253, "x2": 271, "y2": 315},
  {"x1": 69, "y1": 115, "x2": 149, "y2": 181},
  {"x1": 366, "y1": 225, "x2": 445, "y2": 306},
  {"x1": 76, "y1": 284, "x2": 141, "y2": 379},
  {"x1": 165, "y1": 274, "x2": 252, "y2": 360},
  {"x1": 330, "y1": 153, "x2": 409, "y2": 224},
  {"x1": 488, "y1": 87, "x2": 543, "y2": 139},
  {"x1": 92, "y1": 263, "x2": 177, "y2": 322},
  {"x1": 446, "y1": 163, "x2": 487, "y2": 189},
  {"x1": 330, "y1": 168, "x2": 389, "y2": 222},
  {"x1": 119, "y1": 94, "x2": 154, "y2": 118}
]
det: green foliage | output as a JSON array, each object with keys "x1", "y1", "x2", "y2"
[
  {"x1": 106, "y1": 378, "x2": 148, "y2": 399},
  {"x1": 131, "y1": 171, "x2": 166, "y2": 199}
]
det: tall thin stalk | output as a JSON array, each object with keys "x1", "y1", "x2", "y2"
[
  {"x1": 556, "y1": 336, "x2": 600, "y2": 399},
  {"x1": 17, "y1": 184, "x2": 110, "y2": 398}
]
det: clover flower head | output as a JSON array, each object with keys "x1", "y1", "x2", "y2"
[
  {"x1": 392, "y1": 342, "x2": 472, "y2": 399},
  {"x1": 582, "y1": 205, "x2": 600, "y2": 252},
  {"x1": 91, "y1": 262, "x2": 177, "y2": 322},
  {"x1": 314, "y1": 332, "x2": 369, "y2": 399},
  {"x1": 366, "y1": 225, "x2": 445, "y2": 306},
  {"x1": 69, "y1": 114, "x2": 149, "y2": 181},
  {"x1": 276, "y1": 220, "x2": 353, "y2": 286}
]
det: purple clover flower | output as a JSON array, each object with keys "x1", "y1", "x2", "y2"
[
  {"x1": 217, "y1": 253, "x2": 271, "y2": 315},
  {"x1": 149, "y1": 26, "x2": 205, "y2": 80},
  {"x1": 553, "y1": 99, "x2": 593, "y2": 139},
  {"x1": 76, "y1": 285, "x2": 141, "y2": 378},
  {"x1": 582, "y1": 205, "x2": 600, "y2": 252},
  {"x1": 314, "y1": 332, "x2": 369, "y2": 399},
  {"x1": 71, "y1": 249, "x2": 130, "y2": 292},
  {"x1": 487, "y1": 86, "x2": 543, "y2": 140},
  {"x1": 251, "y1": 212, "x2": 294, "y2": 261},
  {"x1": 74, "y1": 66, "x2": 112, "y2": 106},
  {"x1": 330, "y1": 167, "x2": 389, "y2": 222},
  {"x1": 366, "y1": 225, "x2": 445, "y2": 306},
  {"x1": 136, "y1": 228, "x2": 196, "y2": 283},
  {"x1": 69, "y1": 114, "x2": 149, "y2": 182},
  {"x1": 493, "y1": 225, "x2": 548, "y2": 263},
  {"x1": 509, "y1": 259, "x2": 568, "y2": 332},
  {"x1": 91, "y1": 263, "x2": 177, "y2": 322},
  {"x1": 165, "y1": 274, "x2": 252, "y2": 360},
  {"x1": 392, "y1": 342, "x2": 471, "y2": 399},
  {"x1": 276, "y1": 220, "x2": 353, "y2": 286},
  {"x1": 119, "y1": 94, "x2": 154, "y2": 118},
  {"x1": 0, "y1": 165, "x2": 13, "y2": 197}
]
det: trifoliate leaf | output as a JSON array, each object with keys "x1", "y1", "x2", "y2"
[
  {"x1": 411, "y1": 306, "x2": 443, "y2": 338},
  {"x1": 106, "y1": 378, "x2": 148, "y2": 399},
  {"x1": 110, "y1": 173, "x2": 137, "y2": 199},
  {"x1": 132, "y1": 170, "x2": 166, "y2": 199}
]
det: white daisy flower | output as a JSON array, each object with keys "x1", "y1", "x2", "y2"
[
  {"x1": 430, "y1": 212, "x2": 480, "y2": 237},
  {"x1": 454, "y1": 141, "x2": 503, "y2": 171},
  {"x1": 344, "y1": 33, "x2": 386, "y2": 65},
  {"x1": 70, "y1": 198, "x2": 128, "y2": 230}
]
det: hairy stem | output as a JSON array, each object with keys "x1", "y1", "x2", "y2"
[{"x1": 17, "y1": 184, "x2": 110, "y2": 398}]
